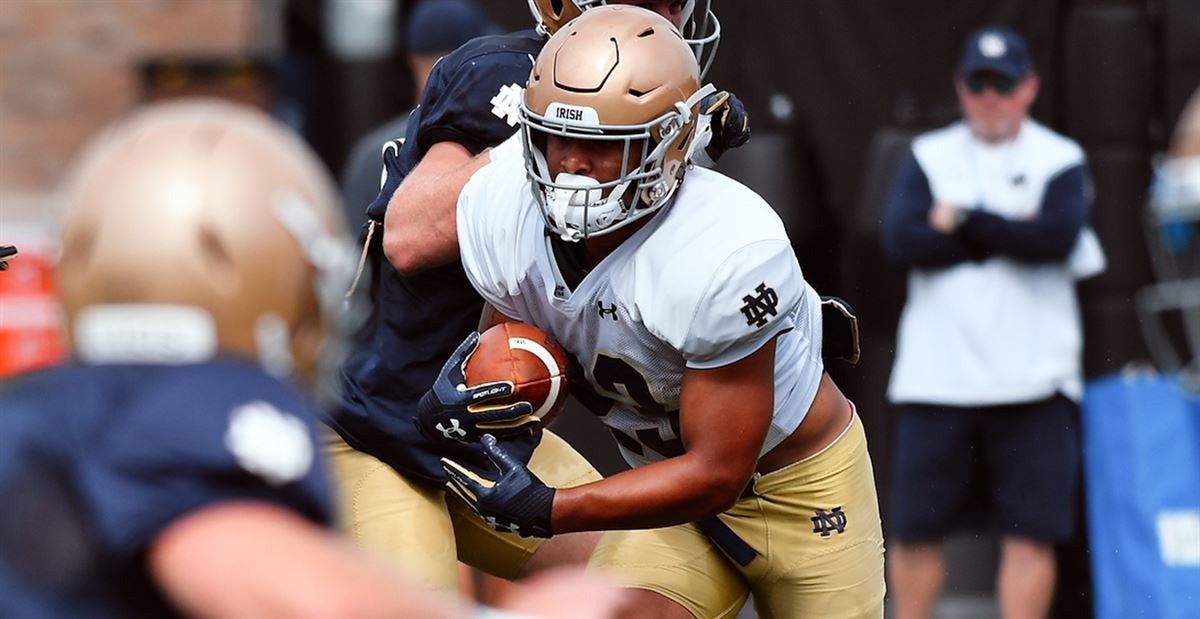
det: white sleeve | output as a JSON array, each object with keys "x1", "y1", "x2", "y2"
[
  {"x1": 680, "y1": 239, "x2": 805, "y2": 368},
  {"x1": 456, "y1": 163, "x2": 522, "y2": 319},
  {"x1": 486, "y1": 132, "x2": 523, "y2": 166}
]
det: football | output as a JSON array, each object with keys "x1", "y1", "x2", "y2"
[{"x1": 464, "y1": 322, "x2": 570, "y2": 426}]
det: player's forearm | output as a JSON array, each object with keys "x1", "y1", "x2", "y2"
[
  {"x1": 151, "y1": 502, "x2": 468, "y2": 619},
  {"x1": 550, "y1": 453, "x2": 749, "y2": 533},
  {"x1": 382, "y1": 149, "x2": 490, "y2": 275}
]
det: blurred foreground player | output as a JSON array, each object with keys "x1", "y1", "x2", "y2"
[{"x1": 0, "y1": 100, "x2": 624, "y2": 619}]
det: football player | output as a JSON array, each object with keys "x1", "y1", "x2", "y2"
[
  {"x1": 326, "y1": 0, "x2": 739, "y2": 589},
  {"x1": 435, "y1": 8, "x2": 886, "y2": 618},
  {"x1": 0, "y1": 100, "x2": 624, "y2": 619},
  {"x1": 1141, "y1": 87, "x2": 1200, "y2": 380}
]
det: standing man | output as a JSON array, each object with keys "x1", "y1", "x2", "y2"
[
  {"x1": 881, "y1": 26, "x2": 1104, "y2": 619},
  {"x1": 433, "y1": 8, "x2": 886, "y2": 618},
  {"x1": 327, "y1": 0, "x2": 736, "y2": 590}
]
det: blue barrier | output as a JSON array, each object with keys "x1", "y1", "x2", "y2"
[{"x1": 1083, "y1": 372, "x2": 1200, "y2": 618}]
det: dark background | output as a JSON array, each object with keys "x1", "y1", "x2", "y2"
[{"x1": 282, "y1": 0, "x2": 1200, "y2": 614}]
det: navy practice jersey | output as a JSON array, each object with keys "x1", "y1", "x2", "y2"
[
  {"x1": 0, "y1": 361, "x2": 332, "y2": 618},
  {"x1": 329, "y1": 30, "x2": 546, "y2": 487}
]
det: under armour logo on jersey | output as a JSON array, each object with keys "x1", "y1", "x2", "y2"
[
  {"x1": 597, "y1": 301, "x2": 618, "y2": 320},
  {"x1": 740, "y1": 283, "x2": 779, "y2": 327},
  {"x1": 490, "y1": 83, "x2": 524, "y2": 127},
  {"x1": 436, "y1": 418, "x2": 468, "y2": 440},
  {"x1": 811, "y1": 506, "x2": 848, "y2": 537},
  {"x1": 1011, "y1": 173, "x2": 1026, "y2": 186},
  {"x1": 485, "y1": 516, "x2": 522, "y2": 534}
]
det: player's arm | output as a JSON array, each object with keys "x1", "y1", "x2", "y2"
[
  {"x1": 149, "y1": 501, "x2": 466, "y2": 619},
  {"x1": 382, "y1": 141, "x2": 487, "y2": 275},
  {"x1": 553, "y1": 339, "x2": 776, "y2": 530},
  {"x1": 442, "y1": 340, "x2": 776, "y2": 536},
  {"x1": 380, "y1": 43, "x2": 529, "y2": 277}
]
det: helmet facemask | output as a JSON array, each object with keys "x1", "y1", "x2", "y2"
[
  {"x1": 679, "y1": 0, "x2": 721, "y2": 79},
  {"x1": 1138, "y1": 89, "x2": 1200, "y2": 386},
  {"x1": 521, "y1": 85, "x2": 715, "y2": 242},
  {"x1": 518, "y1": 6, "x2": 714, "y2": 242}
]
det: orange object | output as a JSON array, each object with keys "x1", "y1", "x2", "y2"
[{"x1": 0, "y1": 239, "x2": 67, "y2": 377}]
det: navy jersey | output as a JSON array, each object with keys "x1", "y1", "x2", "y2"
[
  {"x1": 330, "y1": 30, "x2": 546, "y2": 487},
  {"x1": 0, "y1": 362, "x2": 332, "y2": 618}
]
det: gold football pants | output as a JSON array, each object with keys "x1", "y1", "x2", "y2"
[
  {"x1": 326, "y1": 429, "x2": 602, "y2": 589},
  {"x1": 590, "y1": 412, "x2": 886, "y2": 619}
]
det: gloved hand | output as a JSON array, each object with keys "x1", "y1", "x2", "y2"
[
  {"x1": 0, "y1": 245, "x2": 17, "y2": 271},
  {"x1": 701, "y1": 90, "x2": 750, "y2": 162},
  {"x1": 821, "y1": 296, "x2": 861, "y2": 364},
  {"x1": 442, "y1": 434, "x2": 556, "y2": 538},
  {"x1": 416, "y1": 332, "x2": 540, "y2": 443}
]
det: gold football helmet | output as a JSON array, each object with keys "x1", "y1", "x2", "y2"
[
  {"x1": 1140, "y1": 88, "x2": 1200, "y2": 383},
  {"x1": 56, "y1": 99, "x2": 355, "y2": 392},
  {"x1": 526, "y1": 0, "x2": 720, "y2": 78},
  {"x1": 520, "y1": 5, "x2": 715, "y2": 241}
]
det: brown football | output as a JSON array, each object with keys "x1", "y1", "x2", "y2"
[{"x1": 464, "y1": 322, "x2": 570, "y2": 426}]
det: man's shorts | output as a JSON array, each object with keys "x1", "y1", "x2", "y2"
[
  {"x1": 888, "y1": 393, "x2": 1080, "y2": 543},
  {"x1": 325, "y1": 429, "x2": 602, "y2": 589},
  {"x1": 589, "y1": 412, "x2": 886, "y2": 619}
]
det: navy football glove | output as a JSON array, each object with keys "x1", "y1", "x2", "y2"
[
  {"x1": 820, "y1": 296, "x2": 861, "y2": 364},
  {"x1": 442, "y1": 434, "x2": 556, "y2": 538},
  {"x1": 0, "y1": 245, "x2": 16, "y2": 271},
  {"x1": 416, "y1": 332, "x2": 540, "y2": 443},
  {"x1": 702, "y1": 90, "x2": 750, "y2": 162}
]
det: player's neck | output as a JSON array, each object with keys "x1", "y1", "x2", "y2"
[{"x1": 581, "y1": 217, "x2": 647, "y2": 268}]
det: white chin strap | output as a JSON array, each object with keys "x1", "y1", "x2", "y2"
[{"x1": 547, "y1": 173, "x2": 625, "y2": 242}]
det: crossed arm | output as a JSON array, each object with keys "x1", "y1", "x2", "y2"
[{"x1": 882, "y1": 151, "x2": 1091, "y2": 269}]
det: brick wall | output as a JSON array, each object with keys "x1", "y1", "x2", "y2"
[
  {"x1": 0, "y1": 0, "x2": 267, "y2": 377},
  {"x1": 0, "y1": 0, "x2": 260, "y2": 193}
]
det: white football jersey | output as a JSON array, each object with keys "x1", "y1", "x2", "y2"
[{"x1": 458, "y1": 159, "x2": 824, "y2": 468}]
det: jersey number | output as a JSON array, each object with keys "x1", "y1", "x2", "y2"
[{"x1": 575, "y1": 354, "x2": 684, "y2": 459}]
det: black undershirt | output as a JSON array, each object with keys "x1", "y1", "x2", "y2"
[{"x1": 547, "y1": 231, "x2": 590, "y2": 292}]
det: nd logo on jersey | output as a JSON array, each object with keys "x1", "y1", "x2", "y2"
[
  {"x1": 490, "y1": 83, "x2": 523, "y2": 127},
  {"x1": 740, "y1": 283, "x2": 779, "y2": 327}
]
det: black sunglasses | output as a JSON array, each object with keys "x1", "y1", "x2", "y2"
[{"x1": 965, "y1": 72, "x2": 1018, "y2": 95}]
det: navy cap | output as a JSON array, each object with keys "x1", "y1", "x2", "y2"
[
  {"x1": 956, "y1": 26, "x2": 1033, "y2": 79},
  {"x1": 405, "y1": 0, "x2": 499, "y2": 55}
]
